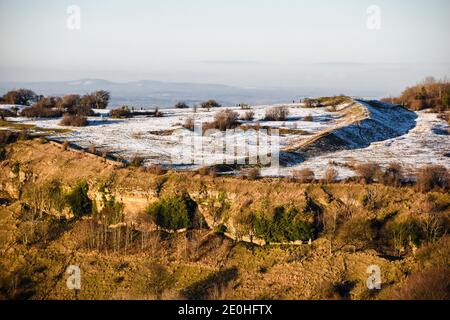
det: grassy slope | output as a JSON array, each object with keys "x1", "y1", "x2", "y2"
[{"x1": 0, "y1": 139, "x2": 449, "y2": 300}]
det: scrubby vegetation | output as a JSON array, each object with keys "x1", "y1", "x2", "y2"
[
  {"x1": 304, "y1": 114, "x2": 313, "y2": 122},
  {"x1": 416, "y1": 165, "x2": 449, "y2": 192},
  {"x1": 21, "y1": 97, "x2": 63, "y2": 118},
  {"x1": 240, "y1": 111, "x2": 255, "y2": 121},
  {"x1": 355, "y1": 163, "x2": 381, "y2": 184},
  {"x1": 174, "y1": 102, "x2": 189, "y2": 109},
  {"x1": 60, "y1": 114, "x2": 88, "y2": 127},
  {"x1": 13, "y1": 90, "x2": 109, "y2": 119},
  {"x1": 0, "y1": 109, "x2": 16, "y2": 120},
  {"x1": 183, "y1": 117, "x2": 195, "y2": 131},
  {"x1": 382, "y1": 77, "x2": 450, "y2": 112},
  {"x1": 292, "y1": 168, "x2": 315, "y2": 183},
  {"x1": 110, "y1": 106, "x2": 132, "y2": 119},
  {"x1": 253, "y1": 206, "x2": 315, "y2": 243},
  {"x1": 146, "y1": 193, "x2": 197, "y2": 230},
  {"x1": 264, "y1": 106, "x2": 289, "y2": 121},
  {"x1": 201, "y1": 99, "x2": 221, "y2": 109},
  {"x1": 129, "y1": 155, "x2": 144, "y2": 167},
  {"x1": 322, "y1": 167, "x2": 337, "y2": 183},
  {"x1": 204, "y1": 109, "x2": 239, "y2": 132}
]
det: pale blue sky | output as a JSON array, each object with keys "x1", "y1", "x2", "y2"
[{"x1": 0, "y1": 0, "x2": 449, "y2": 95}]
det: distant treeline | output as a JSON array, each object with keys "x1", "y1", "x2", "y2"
[
  {"x1": 0, "y1": 89, "x2": 110, "y2": 125},
  {"x1": 382, "y1": 77, "x2": 450, "y2": 113}
]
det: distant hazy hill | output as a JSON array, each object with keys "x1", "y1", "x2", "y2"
[{"x1": 0, "y1": 79, "x2": 304, "y2": 108}]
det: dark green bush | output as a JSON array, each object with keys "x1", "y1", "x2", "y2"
[
  {"x1": 65, "y1": 181, "x2": 93, "y2": 219},
  {"x1": 254, "y1": 206, "x2": 315, "y2": 243},
  {"x1": 146, "y1": 193, "x2": 197, "y2": 230}
]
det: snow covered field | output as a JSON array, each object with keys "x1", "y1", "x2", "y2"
[
  {"x1": 4, "y1": 100, "x2": 449, "y2": 179},
  {"x1": 276, "y1": 111, "x2": 449, "y2": 179},
  {"x1": 5, "y1": 103, "x2": 342, "y2": 166}
]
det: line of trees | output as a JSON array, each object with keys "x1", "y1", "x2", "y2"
[
  {"x1": 1, "y1": 89, "x2": 110, "y2": 121},
  {"x1": 382, "y1": 77, "x2": 450, "y2": 112}
]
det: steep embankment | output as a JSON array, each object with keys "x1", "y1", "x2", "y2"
[{"x1": 282, "y1": 100, "x2": 417, "y2": 161}]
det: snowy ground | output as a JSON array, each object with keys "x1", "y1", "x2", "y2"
[
  {"x1": 4, "y1": 101, "x2": 449, "y2": 179},
  {"x1": 272, "y1": 111, "x2": 449, "y2": 179},
  {"x1": 6, "y1": 103, "x2": 343, "y2": 166}
]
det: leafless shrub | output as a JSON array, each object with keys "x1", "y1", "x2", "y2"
[
  {"x1": 437, "y1": 112, "x2": 450, "y2": 124},
  {"x1": 146, "y1": 165, "x2": 167, "y2": 175},
  {"x1": 240, "y1": 111, "x2": 255, "y2": 121},
  {"x1": 198, "y1": 167, "x2": 209, "y2": 176},
  {"x1": 355, "y1": 163, "x2": 381, "y2": 184},
  {"x1": 154, "y1": 108, "x2": 163, "y2": 117},
  {"x1": 87, "y1": 145, "x2": 97, "y2": 154},
  {"x1": 175, "y1": 102, "x2": 189, "y2": 109},
  {"x1": 207, "y1": 109, "x2": 239, "y2": 131},
  {"x1": 209, "y1": 167, "x2": 217, "y2": 178},
  {"x1": 337, "y1": 217, "x2": 376, "y2": 251},
  {"x1": 134, "y1": 262, "x2": 176, "y2": 299},
  {"x1": 416, "y1": 165, "x2": 449, "y2": 192},
  {"x1": 292, "y1": 168, "x2": 315, "y2": 183},
  {"x1": 201, "y1": 100, "x2": 221, "y2": 109},
  {"x1": 129, "y1": 155, "x2": 144, "y2": 167},
  {"x1": 264, "y1": 106, "x2": 289, "y2": 121},
  {"x1": 387, "y1": 267, "x2": 450, "y2": 300},
  {"x1": 62, "y1": 141, "x2": 70, "y2": 151},
  {"x1": 197, "y1": 166, "x2": 217, "y2": 178},
  {"x1": 304, "y1": 114, "x2": 314, "y2": 122},
  {"x1": 242, "y1": 167, "x2": 261, "y2": 180},
  {"x1": 324, "y1": 167, "x2": 338, "y2": 183},
  {"x1": 381, "y1": 163, "x2": 403, "y2": 187},
  {"x1": 21, "y1": 100, "x2": 63, "y2": 118},
  {"x1": 183, "y1": 117, "x2": 195, "y2": 131},
  {"x1": 60, "y1": 114, "x2": 88, "y2": 127}
]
